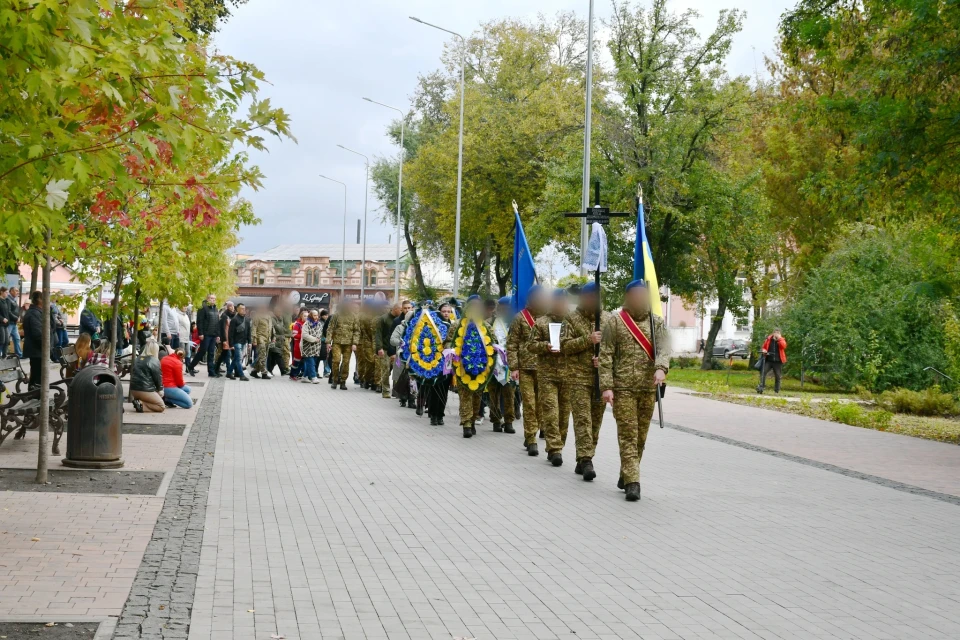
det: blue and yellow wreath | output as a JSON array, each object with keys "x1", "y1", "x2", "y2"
[
  {"x1": 454, "y1": 319, "x2": 494, "y2": 391},
  {"x1": 408, "y1": 311, "x2": 447, "y2": 379}
]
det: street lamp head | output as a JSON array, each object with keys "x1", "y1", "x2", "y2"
[
  {"x1": 336, "y1": 144, "x2": 346, "y2": 150},
  {"x1": 362, "y1": 97, "x2": 372, "y2": 102},
  {"x1": 409, "y1": 16, "x2": 422, "y2": 23}
]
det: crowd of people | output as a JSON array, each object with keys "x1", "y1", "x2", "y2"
[{"x1": 160, "y1": 282, "x2": 671, "y2": 502}]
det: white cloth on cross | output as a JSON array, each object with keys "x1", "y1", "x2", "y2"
[{"x1": 582, "y1": 222, "x2": 608, "y2": 273}]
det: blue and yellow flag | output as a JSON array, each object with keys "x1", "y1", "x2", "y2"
[
  {"x1": 512, "y1": 208, "x2": 537, "y2": 311},
  {"x1": 633, "y1": 195, "x2": 662, "y2": 317}
]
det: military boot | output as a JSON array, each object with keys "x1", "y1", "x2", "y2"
[
  {"x1": 492, "y1": 422, "x2": 502, "y2": 433},
  {"x1": 574, "y1": 460, "x2": 583, "y2": 475},
  {"x1": 430, "y1": 416, "x2": 438, "y2": 426},
  {"x1": 399, "y1": 398, "x2": 407, "y2": 407},
  {"x1": 470, "y1": 423, "x2": 477, "y2": 436},
  {"x1": 624, "y1": 483, "x2": 641, "y2": 502},
  {"x1": 339, "y1": 383, "x2": 347, "y2": 390},
  {"x1": 551, "y1": 452, "x2": 563, "y2": 467},
  {"x1": 503, "y1": 423, "x2": 515, "y2": 434},
  {"x1": 463, "y1": 425, "x2": 473, "y2": 438},
  {"x1": 581, "y1": 458, "x2": 596, "y2": 482},
  {"x1": 526, "y1": 442, "x2": 539, "y2": 456},
  {"x1": 617, "y1": 474, "x2": 625, "y2": 490}
]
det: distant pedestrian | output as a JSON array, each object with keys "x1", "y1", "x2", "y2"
[
  {"x1": 6, "y1": 287, "x2": 23, "y2": 358},
  {"x1": 131, "y1": 340, "x2": 165, "y2": 413},
  {"x1": 290, "y1": 308, "x2": 308, "y2": 380},
  {"x1": 227, "y1": 304, "x2": 250, "y2": 381},
  {"x1": 299, "y1": 309, "x2": 324, "y2": 384},
  {"x1": 319, "y1": 309, "x2": 331, "y2": 377},
  {"x1": 162, "y1": 349, "x2": 193, "y2": 408},
  {"x1": 51, "y1": 297, "x2": 69, "y2": 349},
  {"x1": 757, "y1": 329, "x2": 787, "y2": 394},
  {"x1": 188, "y1": 294, "x2": 219, "y2": 377},
  {"x1": 79, "y1": 297, "x2": 102, "y2": 340},
  {"x1": 215, "y1": 301, "x2": 237, "y2": 378},
  {"x1": 23, "y1": 291, "x2": 54, "y2": 387}
]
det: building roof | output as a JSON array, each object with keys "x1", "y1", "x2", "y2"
[{"x1": 246, "y1": 244, "x2": 406, "y2": 263}]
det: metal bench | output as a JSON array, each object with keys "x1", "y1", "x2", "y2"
[{"x1": 0, "y1": 358, "x2": 69, "y2": 454}]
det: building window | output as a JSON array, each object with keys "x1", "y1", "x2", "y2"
[
  {"x1": 735, "y1": 315, "x2": 750, "y2": 331},
  {"x1": 251, "y1": 268, "x2": 266, "y2": 285},
  {"x1": 366, "y1": 269, "x2": 377, "y2": 286},
  {"x1": 305, "y1": 268, "x2": 321, "y2": 287}
]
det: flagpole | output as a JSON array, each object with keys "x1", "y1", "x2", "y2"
[
  {"x1": 580, "y1": 0, "x2": 595, "y2": 277},
  {"x1": 640, "y1": 185, "x2": 665, "y2": 428}
]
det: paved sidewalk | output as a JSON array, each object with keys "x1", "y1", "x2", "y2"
[
  {"x1": 665, "y1": 390, "x2": 960, "y2": 497},
  {"x1": 188, "y1": 377, "x2": 960, "y2": 640},
  {"x1": 0, "y1": 377, "x2": 209, "y2": 624}
]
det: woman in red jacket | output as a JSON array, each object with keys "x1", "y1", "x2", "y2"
[
  {"x1": 162, "y1": 349, "x2": 194, "y2": 408},
  {"x1": 289, "y1": 308, "x2": 307, "y2": 381},
  {"x1": 758, "y1": 329, "x2": 787, "y2": 394}
]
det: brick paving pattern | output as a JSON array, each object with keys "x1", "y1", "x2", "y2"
[
  {"x1": 111, "y1": 378, "x2": 225, "y2": 640},
  {"x1": 186, "y1": 378, "x2": 960, "y2": 640}
]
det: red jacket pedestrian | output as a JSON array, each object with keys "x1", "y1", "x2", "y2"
[
  {"x1": 761, "y1": 332, "x2": 787, "y2": 363},
  {"x1": 161, "y1": 352, "x2": 186, "y2": 389}
]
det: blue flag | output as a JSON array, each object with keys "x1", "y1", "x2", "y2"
[
  {"x1": 512, "y1": 210, "x2": 537, "y2": 311},
  {"x1": 633, "y1": 197, "x2": 662, "y2": 317}
]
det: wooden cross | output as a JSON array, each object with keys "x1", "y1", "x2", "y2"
[{"x1": 563, "y1": 182, "x2": 631, "y2": 395}]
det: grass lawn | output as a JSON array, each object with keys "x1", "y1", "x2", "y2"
[
  {"x1": 669, "y1": 368, "x2": 855, "y2": 399},
  {"x1": 669, "y1": 368, "x2": 960, "y2": 444}
]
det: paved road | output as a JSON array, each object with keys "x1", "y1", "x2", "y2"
[{"x1": 188, "y1": 376, "x2": 960, "y2": 640}]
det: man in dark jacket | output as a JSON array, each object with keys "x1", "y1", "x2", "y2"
[
  {"x1": 23, "y1": 291, "x2": 54, "y2": 387},
  {"x1": 214, "y1": 301, "x2": 236, "y2": 378},
  {"x1": 227, "y1": 304, "x2": 250, "y2": 381},
  {"x1": 6, "y1": 288, "x2": 23, "y2": 358},
  {"x1": 188, "y1": 294, "x2": 220, "y2": 377},
  {"x1": 79, "y1": 298, "x2": 102, "y2": 339}
]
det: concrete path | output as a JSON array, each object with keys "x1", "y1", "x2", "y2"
[
  {"x1": 665, "y1": 389, "x2": 960, "y2": 497},
  {"x1": 186, "y1": 376, "x2": 960, "y2": 640}
]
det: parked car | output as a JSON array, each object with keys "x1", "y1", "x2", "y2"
[{"x1": 712, "y1": 339, "x2": 749, "y2": 359}]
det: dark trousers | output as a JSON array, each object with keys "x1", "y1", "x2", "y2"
[
  {"x1": 426, "y1": 375, "x2": 450, "y2": 418},
  {"x1": 760, "y1": 360, "x2": 783, "y2": 392},
  {"x1": 189, "y1": 336, "x2": 217, "y2": 374},
  {"x1": 29, "y1": 356, "x2": 41, "y2": 387}
]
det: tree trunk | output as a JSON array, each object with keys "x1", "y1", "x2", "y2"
[
  {"x1": 108, "y1": 268, "x2": 122, "y2": 368},
  {"x1": 29, "y1": 257, "x2": 38, "y2": 295},
  {"x1": 483, "y1": 236, "x2": 492, "y2": 297},
  {"x1": 469, "y1": 248, "x2": 485, "y2": 296},
  {"x1": 36, "y1": 230, "x2": 52, "y2": 484},
  {"x1": 402, "y1": 216, "x2": 427, "y2": 299},
  {"x1": 494, "y1": 251, "x2": 510, "y2": 297},
  {"x1": 700, "y1": 296, "x2": 728, "y2": 370},
  {"x1": 129, "y1": 287, "x2": 140, "y2": 402}
]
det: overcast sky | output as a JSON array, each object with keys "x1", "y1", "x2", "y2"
[{"x1": 217, "y1": 0, "x2": 795, "y2": 255}]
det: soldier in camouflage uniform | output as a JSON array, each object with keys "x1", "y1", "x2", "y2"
[
  {"x1": 444, "y1": 296, "x2": 494, "y2": 438},
  {"x1": 529, "y1": 289, "x2": 570, "y2": 467},
  {"x1": 250, "y1": 306, "x2": 274, "y2": 378},
  {"x1": 273, "y1": 305, "x2": 292, "y2": 376},
  {"x1": 599, "y1": 280, "x2": 670, "y2": 502},
  {"x1": 356, "y1": 299, "x2": 375, "y2": 389},
  {"x1": 375, "y1": 302, "x2": 401, "y2": 398},
  {"x1": 560, "y1": 282, "x2": 610, "y2": 481},
  {"x1": 506, "y1": 285, "x2": 545, "y2": 456},
  {"x1": 327, "y1": 300, "x2": 361, "y2": 390},
  {"x1": 488, "y1": 296, "x2": 516, "y2": 434}
]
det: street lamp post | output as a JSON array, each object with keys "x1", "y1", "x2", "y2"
[
  {"x1": 410, "y1": 16, "x2": 465, "y2": 297},
  {"x1": 580, "y1": 0, "x2": 596, "y2": 276},
  {"x1": 363, "y1": 97, "x2": 406, "y2": 302},
  {"x1": 337, "y1": 145, "x2": 370, "y2": 300},
  {"x1": 319, "y1": 174, "x2": 348, "y2": 304}
]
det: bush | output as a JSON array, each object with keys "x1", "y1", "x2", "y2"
[
  {"x1": 730, "y1": 360, "x2": 749, "y2": 371},
  {"x1": 779, "y1": 225, "x2": 954, "y2": 392},
  {"x1": 670, "y1": 356, "x2": 699, "y2": 369},
  {"x1": 877, "y1": 386, "x2": 958, "y2": 416},
  {"x1": 706, "y1": 358, "x2": 727, "y2": 370},
  {"x1": 827, "y1": 400, "x2": 893, "y2": 430}
]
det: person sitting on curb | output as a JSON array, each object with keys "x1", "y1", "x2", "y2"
[{"x1": 162, "y1": 349, "x2": 194, "y2": 408}]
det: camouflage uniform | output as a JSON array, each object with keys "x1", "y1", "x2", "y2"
[
  {"x1": 359, "y1": 312, "x2": 377, "y2": 386},
  {"x1": 444, "y1": 316, "x2": 494, "y2": 427},
  {"x1": 273, "y1": 312, "x2": 292, "y2": 374},
  {"x1": 506, "y1": 309, "x2": 540, "y2": 446},
  {"x1": 251, "y1": 313, "x2": 273, "y2": 374},
  {"x1": 328, "y1": 310, "x2": 361, "y2": 385},
  {"x1": 374, "y1": 311, "x2": 396, "y2": 398},
  {"x1": 488, "y1": 316, "x2": 515, "y2": 427},
  {"x1": 561, "y1": 307, "x2": 612, "y2": 462},
  {"x1": 599, "y1": 310, "x2": 670, "y2": 485},
  {"x1": 529, "y1": 313, "x2": 570, "y2": 455}
]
